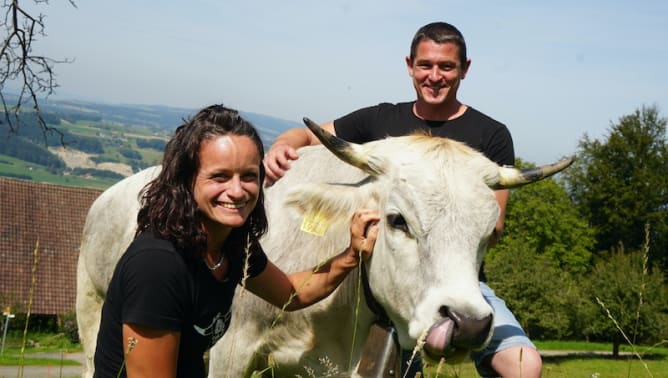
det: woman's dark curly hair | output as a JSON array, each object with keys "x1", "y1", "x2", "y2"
[{"x1": 136, "y1": 104, "x2": 268, "y2": 261}]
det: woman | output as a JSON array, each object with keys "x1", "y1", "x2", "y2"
[{"x1": 93, "y1": 104, "x2": 380, "y2": 377}]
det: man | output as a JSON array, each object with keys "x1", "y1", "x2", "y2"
[{"x1": 263, "y1": 22, "x2": 542, "y2": 378}]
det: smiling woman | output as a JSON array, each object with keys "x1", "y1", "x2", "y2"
[
  {"x1": 84, "y1": 104, "x2": 380, "y2": 378},
  {"x1": 193, "y1": 135, "x2": 262, "y2": 244}
]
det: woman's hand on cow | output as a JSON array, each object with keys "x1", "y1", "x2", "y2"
[
  {"x1": 349, "y1": 209, "x2": 380, "y2": 262},
  {"x1": 247, "y1": 209, "x2": 380, "y2": 311}
]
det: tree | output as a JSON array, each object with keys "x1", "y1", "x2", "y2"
[
  {"x1": 490, "y1": 158, "x2": 596, "y2": 275},
  {"x1": 486, "y1": 238, "x2": 589, "y2": 340},
  {"x1": 581, "y1": 238, "x2": 668, "y2": 356},
  {"x1": 567, "y1": 105, "x2": 668, "y2": 271},
  {"x1": 1, "y1": 0, "x2": 76, "y2": 138},
  {"x1": 485, "y1": 159, "x2": 597, "y2": 339}
]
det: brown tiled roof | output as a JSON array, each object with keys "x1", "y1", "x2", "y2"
[{"x1": 0, "y1": 177, "x2": 102, "y2": 315}]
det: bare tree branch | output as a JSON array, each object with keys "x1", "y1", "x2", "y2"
[{"x1": 0, "y1": 0, "x2": 76, "y2": 142}]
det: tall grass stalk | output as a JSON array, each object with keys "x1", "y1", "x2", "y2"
[
  {"x1": 269, "y1": 251, "x2": 333, "y2": 328},
  {"x1": 17, "y1": 240, "x2": 39, "y2": 378},
  {"x1": 267, "y1": 252, "x2": 354, "y2": 376},
  {"x1": 404, "y1": 329, "x2": 427, "y2": 378},
  {"x1": 628, "y1": 224, "x2": 651, "y2": 378},
  {"x1": 594, "y1": 223, "x2": 653, "y2": 378},
  {"x1": 116, "y1": 336, "x2": 137, "y2": 378},
  {"x1": 224, "y1": 235, "x2": 252, "y2": 377},
  {"x1": 348, "y1": 251, "x2": 363, "y2": 372},
  {"x1": 241, "y1": 246, "x2": 353, "y2": 377},
  {"x1": 594, "y1": 298, "x2": 652, "y2": 377}
]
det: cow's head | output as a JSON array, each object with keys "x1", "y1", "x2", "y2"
[{"x1": 287, "y1": 118, "x2": 573, "y2": 362}]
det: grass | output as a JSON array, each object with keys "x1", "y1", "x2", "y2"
[
  {"x1": 420, "y1": 342, "x2": 668, "y2": 378},
  {"x1": 0, "y1": 154, "x2": 118, "y2": 190},
  {"x1": 67, "y1": 119, "x2": 168, "y2": 166},
  {"x1": 3, "y1": 327, "x2": 664, "y2": 371},
  {"x1": 541, "y1": 357, "x2": 668, "y2": 378},
  {"x1": 1, "y1": 333, "x2": 666, "y2": 377},
  {"x1": 534, "y1": 340, "x2": 665, "y2": 354},
  {"x1": 539, "y1": 341, "x2": 668, "y2": 378},
  {"x1": 0, "y1": 332, "x2": 82, "y2": 367},
  {"x1": 0, "y1": 354, "x2": 80, "y2": 367}
]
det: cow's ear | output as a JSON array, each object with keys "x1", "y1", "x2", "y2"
[{"x1": 284, "y1": 183, "x2": 370, "y2": 226}]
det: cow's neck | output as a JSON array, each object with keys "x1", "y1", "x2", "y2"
[{"x1": 361, "y1": 261, "x2": 392, "y2": 327}]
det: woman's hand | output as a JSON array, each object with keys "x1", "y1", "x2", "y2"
[
  {"x1": 246, "y1": 208, "x2": 380, "y2": 311},
  {"x1": 347, "y1": 209, "x2": 380, "y2": 262}
]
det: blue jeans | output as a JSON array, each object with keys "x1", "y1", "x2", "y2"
[
  {"x1": 401, "y1": 282, "x2": 535, "y2": 377},
  {"x1": 471, "y1": 282, "x2": 536, "y2": 376}
]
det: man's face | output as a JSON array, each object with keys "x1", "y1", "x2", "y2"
[{"x1": 406, "y1": 40, "x2": 470, "y2": 107}]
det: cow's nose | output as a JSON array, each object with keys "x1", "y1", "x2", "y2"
[
  {"x1": 442, "y1": 307, "x2": 493, "y2": 349},
  {"x1": 423, "y1": 306, "x2": 493, "y2": 359}
]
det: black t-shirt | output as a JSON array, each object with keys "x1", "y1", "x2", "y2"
[
  {"x1": 94, "y1": 231, "x2": 268, "y2": 378},
  {"x1": 334, "y1": 101, "x2": 514, "y2": 166},
  {"x1": 334, "y1": 101, "x2": 515, "y2": 281}
]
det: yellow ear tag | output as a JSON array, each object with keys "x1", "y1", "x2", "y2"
[{"x1": 301, "y1": 211, "x2": 330, "y2": 237}]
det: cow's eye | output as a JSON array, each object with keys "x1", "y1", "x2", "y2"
[{"x1": 387, "y1": 213, "x2": 409, "y2": 233}]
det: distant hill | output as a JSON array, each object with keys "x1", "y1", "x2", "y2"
[
  {"x1": 0, "y1": 98, "x2": 301, "y2": 189},
  {"x1": 38, "y1": 98, "x2": 300, "y2": 150}
]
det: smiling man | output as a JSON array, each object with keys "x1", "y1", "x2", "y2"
[{"x1": 264, "y1": 21, "x2": 542, "y2": 378}]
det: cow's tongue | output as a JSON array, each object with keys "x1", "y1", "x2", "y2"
[{"x1": 423, "y1": 318, "x2": 456, "y2": 359}]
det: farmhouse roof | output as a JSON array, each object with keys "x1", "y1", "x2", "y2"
[{"x1": 0, "y1": 177, "x2": 102, "y2": 315}]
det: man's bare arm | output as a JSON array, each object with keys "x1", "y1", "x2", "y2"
[{"x1": 489, "y1": 189, "x2": 509, "y2": 248}]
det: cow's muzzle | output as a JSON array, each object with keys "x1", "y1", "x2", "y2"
[{"x1": 423, "y1": 309, "x2": 493, "y2": 361}]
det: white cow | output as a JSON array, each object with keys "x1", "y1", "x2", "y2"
[
  {"x1": 76, "y1": 166, "x2": 161, "y2": 376},
  {"x1": 76, "y1": 119, "x2": 572, "y2": 377}
]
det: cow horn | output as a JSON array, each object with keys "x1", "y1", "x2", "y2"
[
  {"x1": 303, "y1": 117, "x2": 386, "y2": 175},
  {"x1": 491, "y1": 157, "x2": 575, "y2": 189}
]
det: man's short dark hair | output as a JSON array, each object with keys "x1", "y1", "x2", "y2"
[{"x1": 410, "y1": 22, "x2": 467, "y2": 67}]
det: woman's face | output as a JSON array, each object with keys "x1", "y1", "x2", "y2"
[{"x1": 193, "y1": 134, "x2": 261, "y2": 241}]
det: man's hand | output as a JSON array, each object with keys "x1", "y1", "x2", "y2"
[
  {"x1": 262, "y1": 124, "x2": 332, "y2": 186},
  {"x1": 263, "y1": 143, "x2": 300, "y2": 186}
]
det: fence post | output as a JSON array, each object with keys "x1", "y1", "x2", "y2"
[{"x1": 1, "y1": 307, "x2": 16, "y2": 354}]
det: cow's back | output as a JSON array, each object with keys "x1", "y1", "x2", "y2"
[
  {"x1": 79, "y1": 166, "x2": 160, "y2": 293},
  {"x1": 76, "y1": 166, "x2": 160, "y2": 378}
]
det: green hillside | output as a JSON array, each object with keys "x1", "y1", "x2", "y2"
[{"x1": 0, "y1": 99, "x2": 299, "y2": 190}]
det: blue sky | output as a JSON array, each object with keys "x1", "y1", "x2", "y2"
[{"x1": 32, "y1": 0, "x2": 668, "y2": 164}]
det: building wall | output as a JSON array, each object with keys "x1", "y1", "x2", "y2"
[{"x1": 0, "y1": 178, "x2": 102, "y2": 315}]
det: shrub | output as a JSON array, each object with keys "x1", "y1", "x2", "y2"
[{"x1": 58, "y1": 311, "x2": 79, "y2": 344}]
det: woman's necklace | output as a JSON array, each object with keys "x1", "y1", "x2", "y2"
[{"x1": 204, "y1": 253, "x2": 225, "y2": 271}]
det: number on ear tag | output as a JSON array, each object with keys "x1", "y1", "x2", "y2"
[{"x1": 301, "y1": 211, "x2": 330, "y2": 237}]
